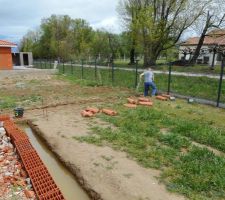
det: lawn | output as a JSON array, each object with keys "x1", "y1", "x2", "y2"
[
  {"x1": 54, "y1": 64, "x2": 225, "y2": 103},
  {"x1": 33, "y1": 59, "x2": 223, "y2": 75},
  {"x1": 75, "y1": 98, "x2": 225, "y2": 200}
]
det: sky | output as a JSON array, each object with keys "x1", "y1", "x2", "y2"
[{"x1": 0, "y1": 0, "x2": 121, "y2": 43}]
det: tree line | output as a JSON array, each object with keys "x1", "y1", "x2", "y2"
[
  {"x1": 20, "y1": 15, "x2": 132, "y2": 62},
  {"x1": 20, "y1": 0, "x2": 225, "y2": 67}
]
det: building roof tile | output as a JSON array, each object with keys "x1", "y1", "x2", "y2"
[
  {"x1": 181, "y1": 29, "x2": 225, "y2": 46},
  {"x1": 0, "y1": 40, "x2": 17, "y2": 47}
]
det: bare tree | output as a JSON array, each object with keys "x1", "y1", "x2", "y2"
[{"x1": 189, "y1": 1, "x2": 225, "y2": 65}]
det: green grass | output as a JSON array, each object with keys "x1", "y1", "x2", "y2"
[
  {"x1": 0, "y1": 94, "x2": 43, "y2": 110},
  {"x1": 164, "y1": 147, "x2": 225, "y2": 199},
  {"x1": 33, "y1": 61, "x2": 53, "y2": 69},
  {"x1": 0, "y1": 96, "x2": 17, "y2": 109},
  {"x1": 155, "y1": 64, "x2": 221, "y2": 75},
  {"x1": 113, "y1": 59, "x2": 222, "y2": 75},
  {"x1": 58, "y1": 64, "x2": 138, "y2": 88},
  {"x1": 34, "y1": 59, "x2": 223, "y2": 75},
  {"x1": 171, "y1": 119, "x2": 225, "y2": 153},
  {"x1": 112, "y1": 59, "x2": 222, "y2": 75},
  {"x1": 74, "y1": 104, "x2": 225, "y2": 199},
  {"x1": 56, "y1": 64, "x2": 225, "y2": 103}
]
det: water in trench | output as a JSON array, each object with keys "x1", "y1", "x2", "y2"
[{"x1": 23, "y1": 127, "x2": 90, "y2": 200}]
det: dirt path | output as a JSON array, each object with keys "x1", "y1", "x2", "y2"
[{"x1": 25, "y1": 104, "x2": 185, "y2": 200}]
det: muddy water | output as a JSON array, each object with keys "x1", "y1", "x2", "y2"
[{"x1": 24, "y1": 127, "x2": 90, "y2": 200}]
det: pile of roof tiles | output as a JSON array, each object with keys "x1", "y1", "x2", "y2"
[{"x1": 1, "y1": 115, "x2": 65, "y2": 200}]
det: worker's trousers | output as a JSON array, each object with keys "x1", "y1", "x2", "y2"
[{"x1": 144, "y1": 82, "x2": 157, "y2": 96}]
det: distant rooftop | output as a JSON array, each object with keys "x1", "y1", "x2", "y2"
[
  {"x1": 0, "y1": 40, "x2": 17, "y2": 47},
  {"x1": 181, "y1": 29, "x2": 225, "y2": 46}
]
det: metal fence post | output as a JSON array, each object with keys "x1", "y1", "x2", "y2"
[
  {"x1": 81, "y1": 59, "x2": 84, "y2": 79},
  {"x1": 71, "y1": 60, "x2": 73, "y2": 74},
  {"x1": 112, "y1": 58, "x2": 115, "y2": 84},
  {"x1": 216, "y1": 56, "x2": 225, "y2": 107},
  {"x1": 167, "y1": 63, "x2": 172, "y2": 94},
  {"x1": 63, "y1": 61, "x2": 65, "y2": 74},
  {"x1": 135, "y1": 59, "x2": 139, "y2": 88},
  {"x1": 95, "y1": 57, "x2": 97, "y2": 80}
]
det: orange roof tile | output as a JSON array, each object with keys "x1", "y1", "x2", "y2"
[
  {"x1": 0, "y1": 40, "x2": 17, "y2": 47},
  {"x1": 182, "y1": 29, "x2": 225, "y2": 46}
]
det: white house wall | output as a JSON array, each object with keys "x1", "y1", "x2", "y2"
[
  {"x1": 19, "y1": 52, "x2": 33, "y2": 66},
  {"x1": 179, "y1": 45, "x2": 216, "y2": 65}
]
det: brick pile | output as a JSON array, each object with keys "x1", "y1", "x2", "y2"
[
  {"x1": 124, "y1": 94, "x2": 174, "y2": 108},
  {"x1": 124, "y1": 97, "x2": 153, "y2": 108},
  {"x1": 81, "y1": 107, "x2": 117, "y2": 117},
  {"x1": 1, "y1": 115, "x2": 65, "y2": 200}
]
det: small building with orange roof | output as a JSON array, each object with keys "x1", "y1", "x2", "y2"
[
  {"x1": 179, "y1": 29, "x2": 225, "y2": 65},
  {"x1": 0, "y1": 40, "x2": 17, "y2": 70}
]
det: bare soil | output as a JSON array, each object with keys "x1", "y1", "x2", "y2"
[
  {"x1": 1, "y1": 69, "x2": 185, "y2": 200},
  {"x1": 26, "y1": 105, "x2": 184, "y2": 200}
]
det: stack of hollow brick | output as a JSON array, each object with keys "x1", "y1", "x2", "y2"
[{"x1": 1, "y1": 115, "x2": 65, "y2": 200}]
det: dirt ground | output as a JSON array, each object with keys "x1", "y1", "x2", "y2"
[{"x1": 0, "y1": 69, "x2": 185, "y2": 200}]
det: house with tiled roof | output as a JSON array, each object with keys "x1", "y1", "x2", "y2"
[
  {"x1": 179, "y1": 29, "x2": 225, "y2": 65},
  {"x1": 0, "y1": 40, "x2": 17, "y2": 69}
]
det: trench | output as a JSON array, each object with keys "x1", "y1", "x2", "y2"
[{"x1": 22, "y1": 126, "x2": 90, "y2": 200}]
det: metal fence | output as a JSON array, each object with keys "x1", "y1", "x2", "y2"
[{"x1": 33, "y1": 57, "x2": 225, "y2": 108}]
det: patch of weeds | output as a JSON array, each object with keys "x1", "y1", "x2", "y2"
[
  {"x1": 93, "y1": 162, "x2": 101, "y2": 167},
  {"x1": 101, "y1": 155, "x2": 114, "y2": 161},
  {"x1": 58, "y1": 74, "x2": 102, "y2": 87},
  {"x1": 73, "y1": 136, "x2": 103, "y2": 146},
  {"x1": 105, "y1": 165, "x2": 114, "y2": 170},
  {"x1": 21, "y1": 95, "x2": 42, "y2": 104},
  {"x1": 164, "y1": 147, "x2": 225, "y2": 199},
  {"x1": 28, "y1": 95, "x2": 42, "y2": 102},
  {"x1": 28, "y1": 79, "x2": 42, "y2": 85},
  {"x1": 172, "y1": 120, "x2": 225, "y2": 153},
  {"x1": 175, "y1": 105, "x2": 182, "y2": 109},
  {"x1": 0, "y1": 96, "x2": 17, "y2": 109},
  {"x1": 158, "y1": 133, "x2": 191, "y2": 150}
]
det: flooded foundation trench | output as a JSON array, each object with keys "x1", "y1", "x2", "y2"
[{"x1": 21, "y1": 125, "x2": 90, "y2": 200}]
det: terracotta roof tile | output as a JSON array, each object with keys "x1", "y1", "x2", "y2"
[
  {"x1": 0, "y1": 40, "x2": 17, "y2": 47},
  {"x1": 182, "y1": 29, "x2": 225, "y2": 46}
]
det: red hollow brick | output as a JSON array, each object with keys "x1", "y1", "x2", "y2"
[
  {"x1": 15, "y1": 140, "x2": 34, "y2": 155},
  {"x1": 32, "y1": 181, "x2": 58, "y2": 196},
  {"x1": 39, "y1": 189, "x2": 65, "y2": 200},
  {"x1": 0, "y1": 115, "x2": 10, "y2": 121},
  {"x1": 3, "y1": 119, "x2": 65, "y2": 200}
]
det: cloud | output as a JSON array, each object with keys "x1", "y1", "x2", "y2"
[
  {"x1": 0, "y1": 0, "x2": 121, "y2": 42},
  {"x1": 91, "y1": 17, "x2": 122, "y2": 33}
]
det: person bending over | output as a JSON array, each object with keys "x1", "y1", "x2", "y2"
[{"x1": 140, "y1": 67, "x2": 157, "y2": 96}]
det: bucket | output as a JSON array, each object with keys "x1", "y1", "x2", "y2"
[{"x1": 14, "y1": 108, "x2": 24, "y2": 118}]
